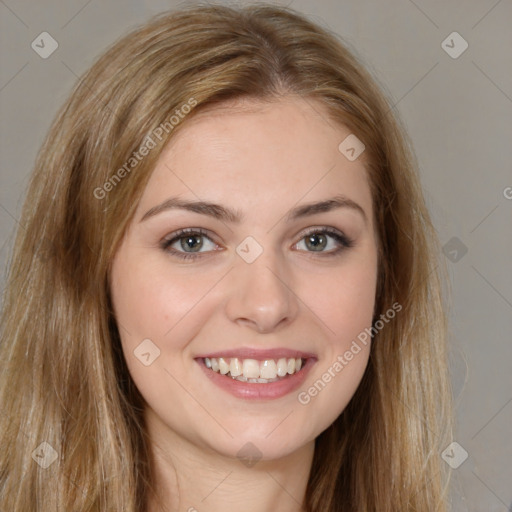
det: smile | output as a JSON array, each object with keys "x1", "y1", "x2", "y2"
[
  {"x1": 196, "y1": 352, "x2": 316, "y2": 400},
  {"x1": 204, "y1": 356, "x2": 305, "y2": 383}
]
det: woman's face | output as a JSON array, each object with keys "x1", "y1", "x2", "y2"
[{"x1": 110, "y1": 96, "x2": 378, "y2": 462}]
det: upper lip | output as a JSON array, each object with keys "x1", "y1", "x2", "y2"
[{"x1": 195, "y1": 347, "x2": 316, "y2": 360}]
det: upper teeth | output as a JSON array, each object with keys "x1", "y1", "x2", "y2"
[{"x1": 204, "y1": 357, "x2": 303, "y2": 381}]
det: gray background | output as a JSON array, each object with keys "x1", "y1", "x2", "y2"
[{"x1": 1, "y1": 1, "x2": 511, "y2": 510}]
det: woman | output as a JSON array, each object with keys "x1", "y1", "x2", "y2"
[{"x1": 0, "y1": 3, "x2": 453, "y2": 511}]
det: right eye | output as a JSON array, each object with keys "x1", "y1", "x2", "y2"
[{"x1": 160, "y1": 228, "x2": 221, "y2": 261}]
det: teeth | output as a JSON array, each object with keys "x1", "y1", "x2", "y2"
[
  {"x1": 242, "y1": 359, "x2": 260, "y2": 379},
  {"x1": 277, "y1": 358, "x2": 288, "y2": 377},
  {"x1": 230, "y1": 358, "x2": 242, "y2": 377},
  {"x1": 205, "y1": 357, "x2": 305, "y2": 381},
  {"x1": 218, "y1": 357, "x2": 230, "y2": 375},
  {"x1": 260, "y1": 359, "x2": 277, "y2": 379}
]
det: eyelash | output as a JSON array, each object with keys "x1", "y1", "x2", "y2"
[{"x1": 160, "y1": 227, "x2": 354, "y2": 261}]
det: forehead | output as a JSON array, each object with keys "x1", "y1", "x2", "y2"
[{"x1": 137, "y1": 96, "x2": 373, "y2": 225}]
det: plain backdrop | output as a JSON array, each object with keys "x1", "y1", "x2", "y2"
[{"x1": 1, "y1": 1, "x2": 511, "y2": 510}]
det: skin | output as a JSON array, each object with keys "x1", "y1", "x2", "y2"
[{"x1": 109, "y1": 95, "x2": 379, "y2": 512}]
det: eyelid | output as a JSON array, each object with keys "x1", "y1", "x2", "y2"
[
  {"x1": 294, "y1": 225, "x2": 350, "y2": 243},
  {"x1": 161, "y1": 227, "x2": 215, "y2": 245}
]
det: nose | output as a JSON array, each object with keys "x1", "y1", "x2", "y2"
[{"x1": 224, "y1": 250, "x2": 299, "y2": 334}]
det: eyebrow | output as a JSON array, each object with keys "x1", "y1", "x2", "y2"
[{"x1": 140, "y1": 194, "x2": 367, "y2": 225}]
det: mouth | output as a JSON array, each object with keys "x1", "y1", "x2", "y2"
[
  {"x1": 195, "y1": 351, "x2": 316, "y2": 400},
  {"x1": 203, "y1": 356, "x2": 306, "y2": 383}
]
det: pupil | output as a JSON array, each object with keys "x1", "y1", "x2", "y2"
[
  {"x1": 307, "y1": 233, "x2": 326, "y2": 251},
  {"x1": 181, "y1": 235, "x2": 202, "y2": 252}
]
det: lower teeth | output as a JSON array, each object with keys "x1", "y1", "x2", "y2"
[
  {"x1": 209, "y1": 369, "x2": 297, "y2": 384},
  {"x1": 231, "y1": 375, "x2": 281, "y2": 383}
]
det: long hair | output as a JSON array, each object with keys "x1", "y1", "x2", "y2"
[{"x1": 0, "y1": 3, "x2": 453, "y2": 510}]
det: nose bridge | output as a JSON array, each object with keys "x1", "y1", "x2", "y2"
[{"x1": 225, "y1": 239, "x2": 298, "y2": 332}]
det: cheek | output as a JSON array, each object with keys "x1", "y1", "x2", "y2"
[
  {"x1": 295, "y1": 267, "x2": 376, "y2": 422},
  {"x1": 109, "y1": 254, "x2": 207, "y2": 408},
  {"x1": 299, "y1": 256, "x2": 377, "y2": 419},
  {"x1": 110, "y1": 253, "x2": 209, "y2": 345},
  {"x1": 309, "y1": 257, "x2": 378, "y2": 347}
]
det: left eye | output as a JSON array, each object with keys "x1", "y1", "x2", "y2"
[{"x1": 294, "y1": 230, "x2": 349, "y2": 253}]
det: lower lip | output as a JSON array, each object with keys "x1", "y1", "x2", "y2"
[{"x1": 196, "y1": 358, "x2": 316, "y2": 400}]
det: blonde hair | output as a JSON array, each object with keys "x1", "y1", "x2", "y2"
[{"x1": 0, "y1": 3, "x2": 453, "y2": 510}]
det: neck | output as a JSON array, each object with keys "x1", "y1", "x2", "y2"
[{"x1": 145, "y1": 411, "x2": 314, "y2": 512}]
